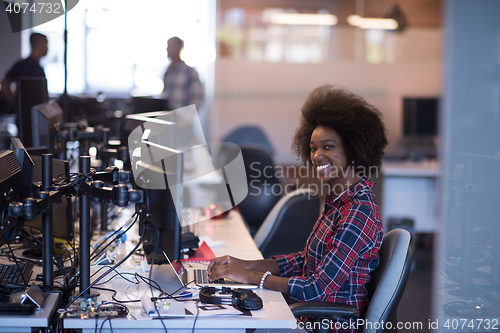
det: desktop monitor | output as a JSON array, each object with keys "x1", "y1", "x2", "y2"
[
  {"x1": 402, "y1": 97, "x2": 439, "y2": 137},
  {"x1": 139, "y1": 187, "x2": 182, "y2": 262},
  {"x1": 399, "y1": 97, "x2": 439, "y2": 159},
  {"x1": 23, "y1": 155, "x2": 73, "y2": 243},
  {"x1": 10, "y1": 137, "x2": 34, "y2": 201},
  {"x1": 121, "y1": 110, "x2": 175, "y2": 166},
  {"x1": 0, "y1": 150, "x2": 22, "y2": 245},
  {"x1": 6, "y1": 138, "x2": 35, "y2": 242},
  {"x1": 17, "y1": 77, "x2": 50, "y2": 148},
  {"x1": 133, "y1": 144, "x2": 183, "y2": 262},
  {"x1": 60, "y1": 95, "x2": 103, "y2": 126},
  {"x1": 31, "y1": 101, "x2": 65, "y2": 154},
  {"x1": 132, "y1": 96, "x2": 169, "y2": 114}
]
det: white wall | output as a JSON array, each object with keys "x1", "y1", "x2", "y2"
[{"x1": 212, "y1": 49, "x2": 442, "y2": 165}]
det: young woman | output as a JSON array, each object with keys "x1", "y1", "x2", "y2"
[{"x1": 208, "y1": 85, "x2": 388, "y2": 328}]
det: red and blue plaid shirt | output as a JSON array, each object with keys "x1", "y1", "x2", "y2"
[{"x1": 273, "y1": 179, "x2": 383, "y2": 314}]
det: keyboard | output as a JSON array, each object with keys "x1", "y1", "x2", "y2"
[
  {"x1": 189, "y1": 268, "x2": 259, "y2": 289},
  {"x1": 194, "y1": 268, "x2": 209, "y2": 284},
  {"x1": 0, "y1": 301, "x2": 36, "y2": 315},
  {"x1": 0, "y1": 263, "x2": 34, "y2": 288},
  {"x1": 192, "y1": 269, "x2": 224, "y2": 285}
]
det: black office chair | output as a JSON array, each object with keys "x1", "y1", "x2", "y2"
[
  {"x1": 237, "y1": 146, "x2": 282, "y2": 236},
  {"x1": 290, "y1": 228, "x2": 415, "y2": 333},
  {"x1": 254, "y1": 188, "x2": 320, "y2": 259},
  {"x1": 223, "y1": 125, "x2": 275, "y2": 157}
]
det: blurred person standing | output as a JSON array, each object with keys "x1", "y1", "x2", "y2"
[
  {"x1": 0, "y1": 32, "x2": 48, "y2": 112},
  {"x1": 161, "y1": 36, "x2": 204, "y2": 111}
]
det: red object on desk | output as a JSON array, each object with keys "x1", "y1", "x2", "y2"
[{"x1": 180, "y1": 241, "x2": 216, "y2": 263}]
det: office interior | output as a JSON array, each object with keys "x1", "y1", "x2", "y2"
[{"x1": 0, "y1": 0, "x2": 499, "y2": 331}]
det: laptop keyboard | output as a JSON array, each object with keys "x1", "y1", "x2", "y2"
[
  {"x1": 193, "y1": 269, "x2": 224, "y2": 284},
  {"x1": 195, "y1": 269, "x2": 207, "y2": 284}
]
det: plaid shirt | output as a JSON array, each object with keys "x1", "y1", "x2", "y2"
[
  {"x1": 162, "y1": 61, "x2": 204, "y2": 111},
  {"x1": 273, "y1": 179, "x2": 383, "y2": 314}
]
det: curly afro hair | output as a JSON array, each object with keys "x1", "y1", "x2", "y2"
[{"x1": 292, "y1": 85, "x2": 388, "y2": 177}]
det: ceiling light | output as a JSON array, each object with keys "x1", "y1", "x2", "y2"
[
  {"x1": 269, "y1": 13, "x2": 337, "y2": 26},
  {"x1": 347, "y1": 15, "x2": 398, "y2": 30}
]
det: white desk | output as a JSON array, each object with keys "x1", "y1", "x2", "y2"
[
  {"x1": 64, "y1": 210, "x2": 296, "y2": 333},
  {"x1": 381, "y1": 160, "x2": 441, "y2": 233}
]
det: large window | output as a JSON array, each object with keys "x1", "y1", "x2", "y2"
[{"x1": 23, "y1": 0, "x2": 215, "y2": 96}]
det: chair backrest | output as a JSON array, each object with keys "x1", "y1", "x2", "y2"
[
  {"x1": 364, "y1": 228, "x2": 415, "y2": 333},
  {"x1": 254, "y1": 188, "x2": 320, "y2": 259},
  {"x1": 237, "y1": 146, "x2": 282, "y2": 236},
  {"x1": 222, "y1": 125, "x2": 275, "y2": 157}
]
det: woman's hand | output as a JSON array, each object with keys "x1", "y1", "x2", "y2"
[
  {"x1": 207, "y1": 256, "x2": 256, "y2": 284},
  {"x1": 207, "y1": 255, "x2": 230, "y2": 275},
  {"x1": 207, "y1": 256, "x2": 289, "y2": 292}
]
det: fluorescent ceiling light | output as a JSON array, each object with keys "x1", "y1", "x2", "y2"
[
  {"x1": 347, "y1": 15, "x2": 398, "y2": 30},
  {"x1": 270, "y1": 13, "x2": 338, "y2": 26}
]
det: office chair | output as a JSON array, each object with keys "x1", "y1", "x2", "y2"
[
  {"x1": 223, "y1": 125, "x2": 275, "y2": 157},
  {"x1": 289, "y1": 228, "x2": 415, "y2": 333},
  {"x1": 254, "y1": 188, "x2": 320, "y2": 259},
  {"x1": 237, "y1": 146, "x2": 282, "y2": 236}
]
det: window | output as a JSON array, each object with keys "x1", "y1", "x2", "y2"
[{"x1": 23, "y1": 0, "x2": 215, "y2": 96}]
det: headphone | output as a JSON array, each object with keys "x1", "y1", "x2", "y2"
[{"x1": 199, "y1": 286, "x2": 263, "y2": 310}]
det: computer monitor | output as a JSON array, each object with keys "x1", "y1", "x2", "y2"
[
  {"x1": 17, "y1": 77, "x2": 49, "y2": 148},
  {"x1": 402, "y1": 97, "x2": 439, "y2": 137},
  {"x1": 139, "y1": 188, "x2": 182, "y2": 262},
  {"x1": 60, "y1": 95, "x2": 103, "y2": 127},
  {"x1": 6, "y1": 138, "x2": 35, "y2": 242},
  {"x1": 132, "y1": 96, "x2": 169, "y2": 114},
  {"x1": 31, "y1": 101, "x2": 65, "y2": 154},
  {"x1": 23, "y1": 155, "x2": 73, "y2": 242},
  {"x1": 122, "y1": 110, "x2": 175, "y2": 166},
  {"x1": 133, "y1": 143, "x2": 183, "y2": 262},
  {"x1": 10, "y1": 137, "x2": 34, "y2": 201},
  {"x1": 26, "y1": 146, "x2": 49, "y2": 157},
  {"x1": 0, "y1": 150, "x2": 22, "y2": 245}
]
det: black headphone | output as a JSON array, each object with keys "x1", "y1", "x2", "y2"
[{"x1": 199, "y1": 286, "x2": 263, "y2": 310}]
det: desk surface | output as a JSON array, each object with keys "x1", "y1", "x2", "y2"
[{"x1": 64, "y1": 210, "x2": 296, "y2": 333}]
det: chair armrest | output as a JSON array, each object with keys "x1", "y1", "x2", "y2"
[{"x1": 289, "y1": 302, "x2": 360, "y2": 319}]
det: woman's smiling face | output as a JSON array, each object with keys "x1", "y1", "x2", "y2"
[{"x1": 309, "y1": 125, "x2": 350, "y2": 186}]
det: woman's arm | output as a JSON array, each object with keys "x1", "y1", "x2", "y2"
[
  {"x1": 207, "y1": 256, "x2": 280, "y2": 276},
  {"x1": 207, "y1": 255, "x2": 290, "y2": 294},
  {"x1": 286, "y1": 204, "x2": 382, "y2": 302}
]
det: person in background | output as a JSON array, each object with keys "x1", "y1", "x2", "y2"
[
  {"x1": 208, "y1": 84, "x2": 388, "y2": 332},
  {"x1": 161, "y1": 36, "x2": 204, "y2": 111},
  {"x1": 0, "y1": 32, "x2": 48, "y2": 111}
]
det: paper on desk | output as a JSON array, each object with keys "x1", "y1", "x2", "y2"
[{"x1": 185, "y1": 302, "x2": 244, "y2": 316}]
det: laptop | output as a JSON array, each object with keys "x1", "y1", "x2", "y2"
[{"x1": 149, "y1": 252, "x2": 258, "y2": 294}]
